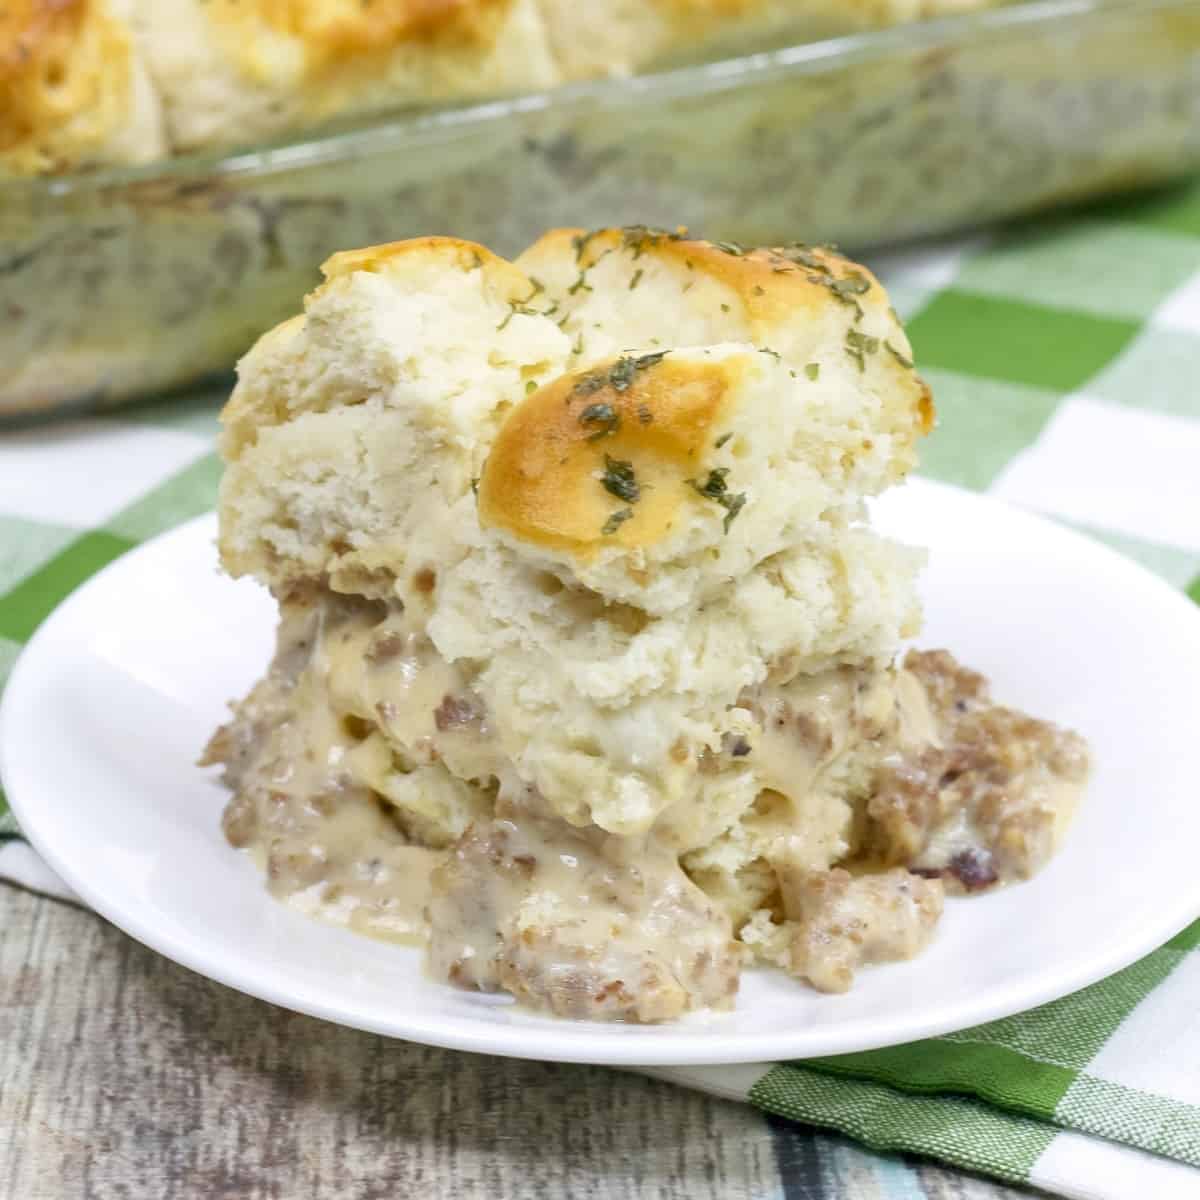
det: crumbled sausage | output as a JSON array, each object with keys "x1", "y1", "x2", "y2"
[
  {"x1": 864, "y1": 650, "x2": 1089, "y2": 891},
  {"x1": 434, "y1": 693, "x2": 484, "y2": 732},
  {"x1": 774, "y1": 865, "x2": 944, "y2": 993}
]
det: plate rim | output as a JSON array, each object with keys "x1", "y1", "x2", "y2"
[{"x1": 4, "y1": 477, "x2": 1200, "y2": 1066}]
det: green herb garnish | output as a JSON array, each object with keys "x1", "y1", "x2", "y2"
[
  {"x1": 580, "y1": 402, "x2": 620, "y2": 440},
  {"x1": 718, "y1": 492, "x2": 746, "y2": 531},
  {"x1": 601, "y1": 456, "x2": 641, "y2": 503},
  {"x1": 608, "y1": 350, "x2": 667, "y2": 391},
  {"x1": 620, "y1": 225, "x2": 683, "y2": 259},
  {"x1": 790, "y1": 243, "x2": 826, "y2": 265},
  {"x1": 805, "y1": 362, "x2": 820, "y2": 381},
  {"x1": 496, "y1": 278, "x2": 545, "y2": 330},
  {"x1": 829, "y1": 272, "x2": 871, "y2": 302},
  {"x1": 885, "y1": 340, "x2": 914, "y2": 369},
  {"x1": 602, "y1": 508, "x2": 634, "y2": 535},
  {"x1": 525, "y1": 380, "x2": 538, "y2": 394},
  {"x1": 714, "y1": 432, "x2": 733, "y2": 449},
  {"x1": 691, "y1": 467, "x2": 730, "y2": 500},
  {"x1": 688, "y1": 468, "x2": 748, "y2": 532},
  {"x1": 572, "y1": 350, "x2": 668, "y2": 400},
  {"x1": 571, "y1": 230, "x2": 600, "y2": 263},
  {"x1": 845, "y1": 329, "x2": 880, "y2": 372}
]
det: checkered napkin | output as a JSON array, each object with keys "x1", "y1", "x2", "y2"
[{"x1": 3, "y1": 184, "x2": 1200, "y2": 1199}]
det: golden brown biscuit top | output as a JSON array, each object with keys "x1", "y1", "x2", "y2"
[
  {"x1": 204, "y1": 0, "x2": 515, "y2": 70},
  {"x1": 478, "y1": 351, "x2": 743, "y2": 558},
  {"x1": 320, "y1": 234, "x2": 515, "y2": 284},
  {"x1": 0, "y1": 0, "x2": 80, "y2": 74},
  {"x1": 313, "y1": 233, "x2": 546, "y2": 313},
  {"x1": 0, "y1": 0, "x2": 121, "y2": 164},
  {"x1": 534, "y1": 225, "x2": 891, "y2": 335},
  {"x1": 519, "y1": 226, "x2": 934, "y2": 440},
  {"x1": 221, "y1": 233, "x2": 545, "y2": 456}
]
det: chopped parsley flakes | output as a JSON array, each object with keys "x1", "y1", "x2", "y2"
[
  {"x1": 845, "y1": 328, "x2": 880, "y2": 372},
  {"x1": 688, "y1": 467, "x2": 748, "y2": 532},
  {"x1": 828, "y1": 272, "x2": 872, "y2": 303},
  {"x1": 601, "y1": 456, "x2": 641, "y2": 503},
  {"x1": 610, "y1": 350, "x2": 666, "y2": 390},
  {"x1": 574, "y1": 350, "x2": 668, "y2": 399},
  {"x1": 580, "y1": 402, "x2": 620, "y2": 440},
  {"x1": 496, "y1": 277, "x2": 545, "y2": 331},
  {"x1": 621, "y1": 225, "x2": 684, "y2": 259},
  {"x1": 602, "y1": 508, "x2": 634, "y2": 535}
]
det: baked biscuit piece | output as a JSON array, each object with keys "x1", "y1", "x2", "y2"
[
  {"x1": 537, "y1": 0, "x2": 994, "y2": 79},
  {"x1": 216, "y1": 228, "x2": 928, "y2": 840},
  {"x1": 134, "y1": 0, "x2": 559, "y2": 152},
  {"x1": 0, "y1": 0, "x2": 165, "y2": 176},
  {"x1": 507, "y1": 227, "x2": 931, "y2": 611},
  {"x1": 1, "y1": 0, "x2": 1003, "y2": 173},
  {"x1": 217, "y1": 235, "x2": 573, "y2": 590}
]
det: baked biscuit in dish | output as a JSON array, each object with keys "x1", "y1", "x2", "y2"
[
  {"x1": 204, "y1": 227, "x2": 1088, "y2": 1022},
  {"x1": 4, "y1": 0, "x2": 1004, "y2": 173},
  {"x1": 0, "y1": 0, "x2": 166, "y2": 176},
  {"x1": 538, "y1": 0, "x2": 986, "y2": 79},
  {"x1": 133, "y1": 0, "x2": 559, "y2": 153}
]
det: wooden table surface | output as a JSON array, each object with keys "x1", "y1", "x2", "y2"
[{"x1": 1, "y1": 883, "x2": 1040, "y2": 1200}]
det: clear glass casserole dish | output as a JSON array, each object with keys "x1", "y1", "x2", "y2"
[{"x1": 3, "y1": 0, "x2": 1199, "y2": 420}]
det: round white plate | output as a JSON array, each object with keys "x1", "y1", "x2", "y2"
[{"x1": 3, "y1": 478, "x2": 1200, "y2": 1066}]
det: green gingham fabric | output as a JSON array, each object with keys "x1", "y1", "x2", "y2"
[{"x1": 4, "y1": 182, "x2": 1200, "y2": 1199}]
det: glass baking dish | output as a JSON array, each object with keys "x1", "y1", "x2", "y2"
[{"x1": 3, "y1": 0, "x2": 1199, "y2": 421}]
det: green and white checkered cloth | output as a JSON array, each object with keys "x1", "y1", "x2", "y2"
[{"x1": 3, "y1": 183, "x2": 1200, "y2": 1199}]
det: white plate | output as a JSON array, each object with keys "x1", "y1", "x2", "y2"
[{"x1": 3, "y1": 478, "x2": 1200, "y2": 1066}]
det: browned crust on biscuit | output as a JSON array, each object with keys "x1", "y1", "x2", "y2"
[
  {"x1": 324, "y1": 234, "x2": 493, "y2": 277},
  {"x1": 0, "y1": 0, "x2": 130, "y2": 169},
  {"x1": 319, "y1": 234, "x2": 533, "y2": 297},
  {"x1": 220, "y1": 235, "x2": 540, "y2": 456},
  {"x1": 522, "y1": 226, "x2": 935, "y2": 437},
  {"x1": 478, "y1": 352, "x2": 744, "y2": 557},
  {"x1": 527, "y1": 226, "x2": 889, "y2": 337},
  {"x1": 204, "y1": 0, "x2": 516, "y2": 70}
]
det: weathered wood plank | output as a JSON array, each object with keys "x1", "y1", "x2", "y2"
[{"x1": 0, "y1": 888, "x2": 1038, "y2": 1200}]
